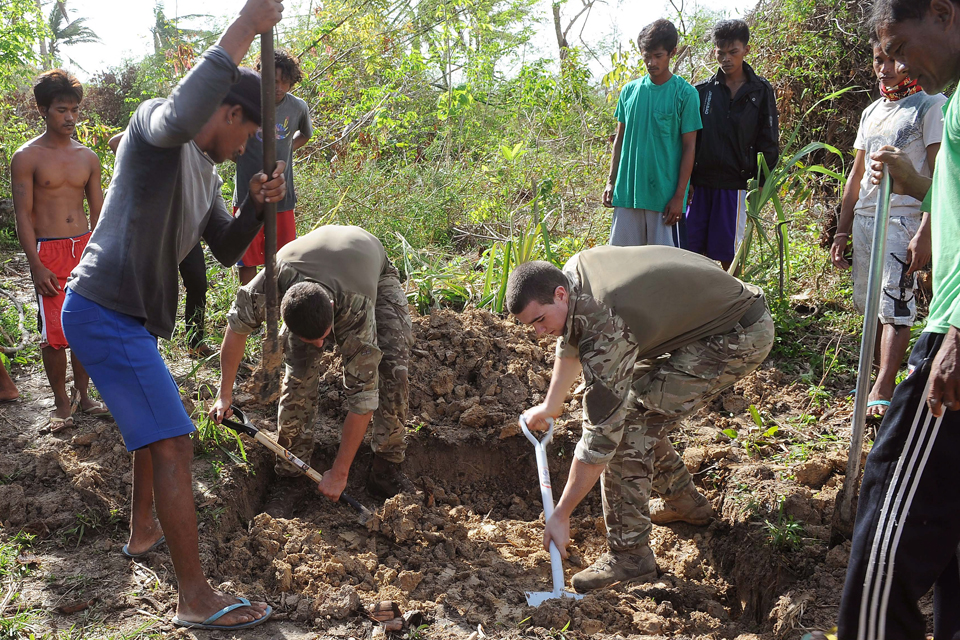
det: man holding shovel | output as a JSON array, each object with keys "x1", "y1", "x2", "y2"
[
  {"x1": 831, "y1": 1, "x2": 960, "y2": 638},
  {"x1": 60, "y1": 0, "x2": 286, "y2": 630},
  {"x1": 210, "y1": 225, "x2": 416, "y2": 501},
  {"x1": 509, "y1": 247, "x2": 774, "y2": 592}
]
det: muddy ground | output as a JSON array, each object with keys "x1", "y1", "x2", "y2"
[{"x1": 0, "y1": 255, "x2": 933, "y2": 639}]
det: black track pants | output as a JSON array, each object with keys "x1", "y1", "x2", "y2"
[
  {"x1": 178, "y1": 242, "x2": 207, "y2": 349},
  {"x1": 837, "y1": 331, "x2": 960, "y2": 640}
]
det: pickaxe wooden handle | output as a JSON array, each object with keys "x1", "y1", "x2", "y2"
[{"x1": 221, "y1": 407, "x2": 374, "y2": 524}]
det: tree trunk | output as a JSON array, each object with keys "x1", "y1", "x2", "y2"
[
  {"x1": 35, "y1": 0, "x2": 49, "y2": 68},
  {"x1": 552, "y1": 3, "x2": 568, "y2": 61}
]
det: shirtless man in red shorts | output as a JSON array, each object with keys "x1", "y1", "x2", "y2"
[{"x1": 12, "y1": 69, "x2": 109, "y2": 431}]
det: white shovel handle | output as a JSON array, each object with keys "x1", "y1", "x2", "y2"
[{"x1": 520, "y1": 415, "x2": 564, "y2": 594}]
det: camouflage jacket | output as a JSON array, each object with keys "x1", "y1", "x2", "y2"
[
  {"x1": 556, "y1": 277, "x2": 639, "y2": 466},
  {"x1": 226, "y1": 262, "x2": 382, "y2": 414}
]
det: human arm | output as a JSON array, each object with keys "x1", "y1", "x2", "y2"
[
  {"x1": 85, "y1": 151, "x2": 104, "y2": 229},
  {"x1": 544, "y1": 457, "x2": 606, "y2": 558},
  {"x1": 209, "y1": 326, "x2": 250, "y2": 423},
  {"x1": 11, "y1": 152, "x2": 58, "y2": 297},
  {"x1": 291, "y1": 130, "x2": 310, "y2": 151},
  {"x1": 317, "y1": 410, "x2": 373, "y2": 501},
  {"x1": 905, "y1": 143, "x2": 939, "y2": 275},
  {"x1": 928, "y1": 326, "x2": 960, "y2": 417},
  {"x1": 202, "y1": 160, "x2": 285, "y2": 266},
  {"x1": 664, "y1": 130, "x2": 698, "y2": 225},
  {"x1": 756, "y1": 80, "x2": 781, "y2": 181},
  {"x1": 831, "y1": 149, "x2": 866, "y2": 270},
  {"x1": 217, "y1": 0, "x2": 284, "y2": 66},
  {"x1": 603, "y1": 123, "x2": 625, "y2": 208},
  {"x1": 107, "y1": 132, "x2": 123, "y2": 154},
  {"x1": 868, "y1": 145, "x2": 932, "y2": 201},
  {"x1": 143, "y1": 0, "x2": 282, "y2": 148},
  {"x1": 521, "y1": 354, "x2": 582, "y2": 431}
]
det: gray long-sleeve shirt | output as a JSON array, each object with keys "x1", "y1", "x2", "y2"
[{"x1": 68, "y1": 46, "x2": 263, "y2": 339}]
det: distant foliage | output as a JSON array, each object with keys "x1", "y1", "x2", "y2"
[{"x1": 750, "y1": 0, "x2": 873, "y2": 152}]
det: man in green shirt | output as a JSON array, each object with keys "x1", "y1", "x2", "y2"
[
  {"x1": 833, "y1": 1, "x2": 960, "y2": 638},
  {"x1": 508, "y1": 247, "x2": 773, "y2": 591},
  {"x1": 604, "y1": 19, "x2": 702, "y2": 248}
]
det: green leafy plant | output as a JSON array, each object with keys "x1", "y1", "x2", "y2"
[
  {"x1": 764, "y1": 497, "x2": 805, "y2": 551},
  {"x1": 730, "y1": 87, "x2": 854, "y2": 294}
]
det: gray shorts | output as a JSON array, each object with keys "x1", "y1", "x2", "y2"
[
  {"x1": 852, "y1": 212, "x2": 920, "y2": 326},
  {"x1": 609, "y1": 207, "x2": 678, "y2": 247}
]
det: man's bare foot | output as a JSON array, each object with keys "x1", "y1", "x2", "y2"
[
  {"x1": 175, "y1": 591, "x2": 270, "y2": 628},
  {"x1": 125, "y1": 522, "x2": 165, "y2": 556}
]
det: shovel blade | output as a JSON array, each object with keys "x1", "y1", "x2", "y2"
[{"x1": 524, "y1": 590, "x2": 584, "y2": 607}]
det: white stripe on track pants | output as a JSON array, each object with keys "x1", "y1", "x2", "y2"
[{"x1": 837, "y1": 331, "x2": 960, "y2": 640}]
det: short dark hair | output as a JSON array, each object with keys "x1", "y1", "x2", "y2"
[
  {"x1": 869, "y1": 0, "x2": 953, "y2": 35},
  {"x1": 506, "y1": 261, "x2": 568, "y2": 316},
  {"x1": 223, "y1": 67, "x2": 262, "y2": 126},
  {"x1": 281, "y1": 282, "x2": 333, "y2": 340},
  {"x1": 34, "y1": 69, "x2": 83, "y2": 109},
  {"x1": 711, "y1": 19, "x2": 750, "y2": 47},
  {"x1": 257, "y1": 48, "x2": 303, "y2": 86},
  {"x1": 638, "y1": 19, "x2": 679, "y2": 54}
]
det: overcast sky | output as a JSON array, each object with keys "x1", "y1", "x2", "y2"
[{"x1": 57, "y1": 0, "x2": 758, "y2": 80}]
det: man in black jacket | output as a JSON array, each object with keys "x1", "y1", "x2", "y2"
[{"x1": 685, "y1": 19, "x2": 780, "y2": 270}]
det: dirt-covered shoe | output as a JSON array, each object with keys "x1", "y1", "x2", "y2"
[
  {"x1": 571, "y1": 546, "x2": 658, "y2": 592},
  {"x1": 650, "y1": 486, "x2": 714, "y2": 526},
  {"x1": 366, "y1": 457, "x2": 415, "y2": 498}
]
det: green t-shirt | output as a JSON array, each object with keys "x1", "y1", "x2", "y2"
[
  {"x1": 612, "y1": 74, "x2": 702, "y2": 212},
  {"x1": 925, "y1": 93, "x2": 960, "y2": 335}
]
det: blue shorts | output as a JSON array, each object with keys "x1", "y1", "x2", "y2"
[
  {"x1": 684, "y1": 186, "x2": 748, "y2": 263},
  {"x1": 61, "y1": 289, "x2": 196, "y2": 451}
]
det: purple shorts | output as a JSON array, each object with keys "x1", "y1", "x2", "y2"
[{"x1": 684, "y1": 186, "x2": 748, "y2": 263}]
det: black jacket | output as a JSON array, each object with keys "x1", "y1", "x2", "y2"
[{"x1": 691, "y1": 63, "x2": 780, "y2": 191}]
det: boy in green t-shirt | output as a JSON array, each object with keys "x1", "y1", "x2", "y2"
[{"x1": 603, "y1": 19, "x2": 702, "y2": 247}]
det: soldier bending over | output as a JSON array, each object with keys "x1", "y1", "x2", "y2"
[{"x1": 510, "y1": 246, "x2": 774, "y2": 592}]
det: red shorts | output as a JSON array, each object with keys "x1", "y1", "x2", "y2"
[
  {"x1": 233, "y1": 207, "x2": 296, "y2": 267},
  {"x1": 36, "y1": 231, "x2": 90, "y2": 349}
]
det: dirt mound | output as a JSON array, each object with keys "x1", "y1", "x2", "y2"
[{"x1": 0, "y1": 294, "x2": 895, "y2": 638}]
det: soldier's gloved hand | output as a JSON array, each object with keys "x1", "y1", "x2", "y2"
[
  {"x1": 521, "y1": 404, "x2": 556, "y2": 432},
  {"x1": 209, "y1": 396, "x2": 233, "y2": 424}
]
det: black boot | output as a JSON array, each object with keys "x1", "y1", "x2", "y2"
[{"x1": 366, "y1": 456, "x2": 415, "y2": 498}]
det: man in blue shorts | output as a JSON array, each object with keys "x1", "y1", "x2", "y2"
[
  {"x1": 60, "y1": 0, "x2": 286, "y2": 631},
  {"x1": 686, "y1": 19, "x2": 779, "y2": 271}
]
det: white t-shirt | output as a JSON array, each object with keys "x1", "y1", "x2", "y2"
[{"x1": 854, "y1": 91, "x2": 947, "y2": 217}]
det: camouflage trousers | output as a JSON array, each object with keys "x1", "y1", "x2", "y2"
[
  {"x1": 275, "y1": 264, "x2": 414, "y2": 475},
  {"x1": 602, "y1": 310, "x2": 775, "y2": 551}
]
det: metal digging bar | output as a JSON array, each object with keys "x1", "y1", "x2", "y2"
[
  {"x1": 221, "y1": 407, "x2": 375, "y2": 525},
  {"x1": 831, "y1": 166, "x2": 892, "y2": 545},
  {"x1": 258, "y1": 27, "x2": 282, "y2": 395},
  {"x1": 519, "y1": 416, "x2": 584, "y2": 606}
]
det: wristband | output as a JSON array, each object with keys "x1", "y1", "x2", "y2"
[{"x1": 834, "y1": 232, "x2": 850, "y2": 238}]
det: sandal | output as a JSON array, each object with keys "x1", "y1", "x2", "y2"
[
  {"x1": 71, "y1": 387, "x2": 112, "y2": 419},
  {"x1": 172, "y1": 597, "x2": 273, "y2": 630},
  {"x1": 49, "y1": 415, "x2": 75, "y2": 433}
]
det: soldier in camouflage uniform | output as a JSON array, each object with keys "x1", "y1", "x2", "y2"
[
  {"x1": 508, "y1": 245, "x2": 774, "y2": 592},
  {"x1": 211, "y1": 225, "x2": 415, "y2": 500}
]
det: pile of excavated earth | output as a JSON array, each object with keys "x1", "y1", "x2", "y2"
[{"x1": 0, "y1": 296, "x2": 932, "y2": 638}]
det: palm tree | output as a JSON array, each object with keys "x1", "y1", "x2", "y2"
[{"x1": 47, "y1": 2, "x2": 100, "y2": 69}]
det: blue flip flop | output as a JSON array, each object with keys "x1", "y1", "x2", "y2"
[
  {"x1": 121, "y1": 535, "x2": 165, "y2": 558},
  {"x1": 867, "y1": 400, "x2": 892, "y2": 409},
  {"x1": 172, "y1": 598, "x2": 273, "y2": 630}
]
